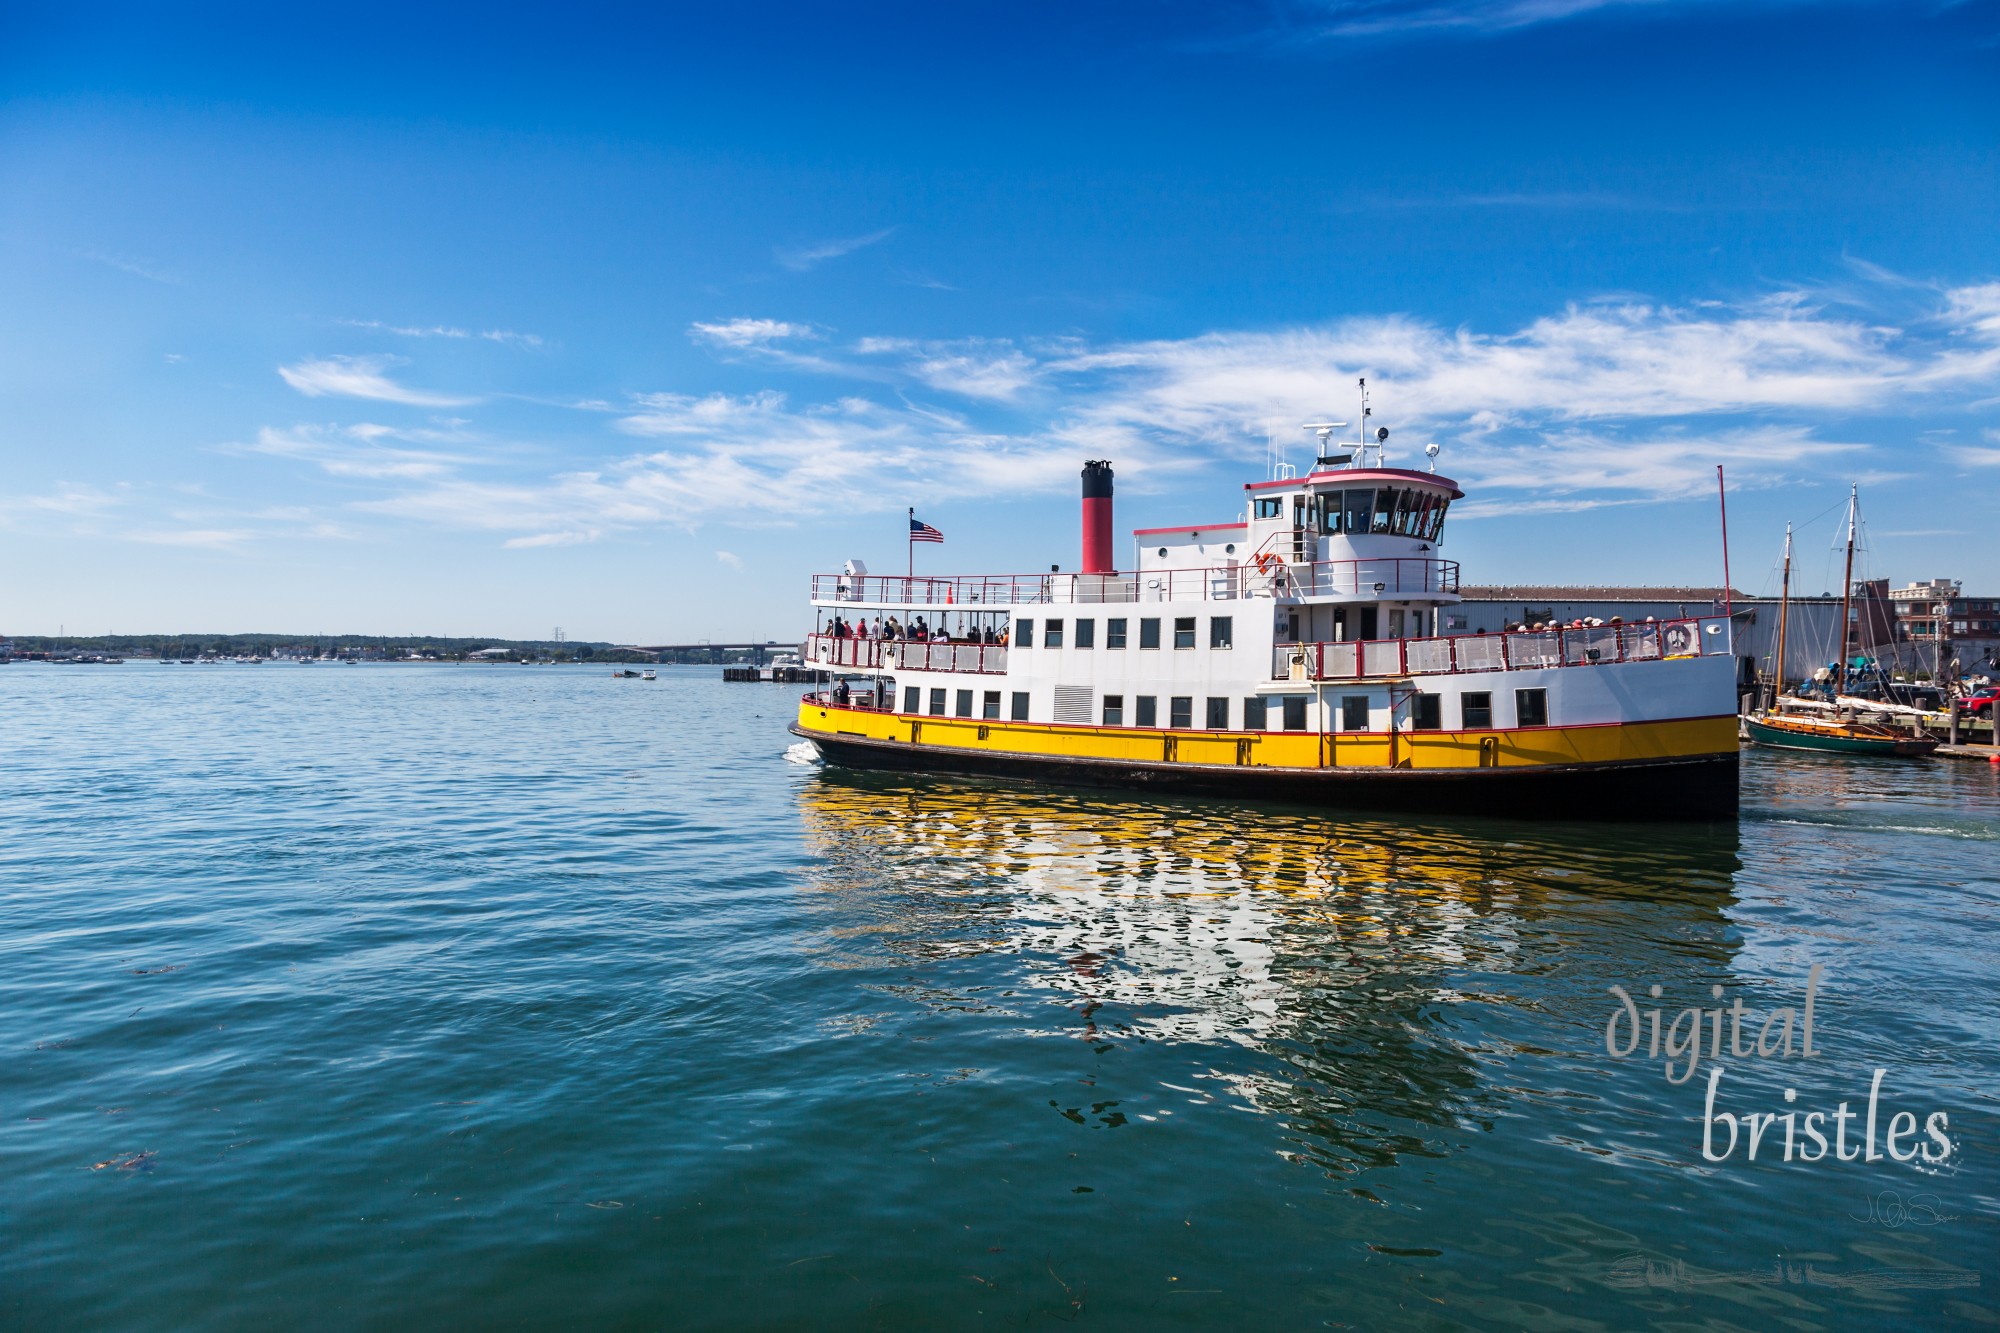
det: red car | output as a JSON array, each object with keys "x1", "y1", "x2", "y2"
[{"x1": 1962, "y1": 687, "x2": 2000, "y2": 715}]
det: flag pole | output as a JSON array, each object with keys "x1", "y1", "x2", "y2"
[{"x1": 907, "y1": 506, "x2": 914, "y2": 584}]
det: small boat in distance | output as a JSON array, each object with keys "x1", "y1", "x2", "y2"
[
  {"x1": 1743, "y1": 490, "x2": 1939, "y2": 760},
  {"x1": 641, "y1": 670, "x2": 657, "y2": 681},
  {"x1": 613, "y1": 668, "x2": 643, "y2": 678}
]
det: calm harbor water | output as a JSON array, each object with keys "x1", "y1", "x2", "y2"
[{"x1": 3, "y1": 663, "x2": 1995, "y2": 1329}]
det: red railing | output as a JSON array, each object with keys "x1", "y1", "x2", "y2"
[
  {"x1": 1271, "y1": 616, "x2": 1729, "y2": 681},
  {"x1": 810, "y1": 557, "x2": 1458, "y2": 607},
  {"x1": 805, "y1": 633, "x2": 1009, "y2": 675}
]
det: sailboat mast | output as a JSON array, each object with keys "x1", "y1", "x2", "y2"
[
  {"x1": 1774, "y1": 523, "x2": 1792, "y2": 708},
  {"x1": 1837, "y1": 486, "x2": 1857, "y2": 699}
]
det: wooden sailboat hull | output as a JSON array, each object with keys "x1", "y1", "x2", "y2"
[{"x1": 1742, "y1": 715, "x2": 1938, "y2": 758}]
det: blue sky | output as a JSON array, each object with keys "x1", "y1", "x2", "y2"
[{"x1": 3, "y1": 1, "x2": 1996, "y2": 640}]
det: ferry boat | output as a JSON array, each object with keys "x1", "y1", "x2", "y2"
[{"x1": 790, "y1": 401, "x2": 1741, "y2": 818}]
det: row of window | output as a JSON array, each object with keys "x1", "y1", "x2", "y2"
[
  {"x1": 1018, "y1": 616, "x2": 1232, "y2": 651},
  {"x1": 899, "y1": 685, "x2": 1550, "y2": 730},
  {"x1": 1251, "y1": 488, "x2": 1450, "y2": 541}
]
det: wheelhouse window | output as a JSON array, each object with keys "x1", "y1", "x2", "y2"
[
  {"x1": 1254, "y1": 496, "x2": 1284, "y2": 519},
  {"x1": 1243, "y1": 696, "x2": 1269, "y2": 730},
  {"x1": 1044, "y1": 619, "x2": 1064, "y2": 649},
  {"x1": 1341, "y1": 695, "x2": 1370, "y2": 731},
  {"x1": 1411, "y1": 693, "x2": 1441, "y2": 730},
  {"x1": 1205, "y1": 697, "x2": 1230, "y2": 729},
  {"x1": 1106, "y1": 618, "x2": 1128, "y2": 649},
  {"x1": 1170, "y1": 696, "x2": 1193, "y2": 728},
  {"x1": 1209, "y1": 616, "x2": 1233, "y2": 649},
  {"x1": 1461, "y1": 691, "x2": 1493, "y2": 729},
  {"x1": 1342, "y1": 488, "x2": 1374, "y2": 536},
  {"x1": 1173, "y1": 617, "x2": 1196, "y2": 650},
  {"x1": 1515, "y1": 687, "x2": 1549, "y2": 728},
  {"x1": 1010, "y1": 691, "x2": 1030, "y2": 721},
  {"x1": 1139, "y1": 618, "x2": 1161, "y2": 650},
  {"x1": 1136, "y1": 695, "x2": 1158, "y2": 727},
  {"x1": 1103, "y1": 695, "x2": 1124, "y2": 726},
  {"x1": 982, "y1": 690, "x2": 1001, "y2": 720},
  {"x1": 1074, "y1": 618, "x2": 1095, "y2": 649}
]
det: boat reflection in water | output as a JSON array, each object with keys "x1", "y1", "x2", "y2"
[{"x1": 794, "y1": 769, "x2": 1742, "y2": 1176}]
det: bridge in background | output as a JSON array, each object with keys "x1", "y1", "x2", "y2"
[{"x1": 613, "y1": 641, "x2": 793, "y2": 663}]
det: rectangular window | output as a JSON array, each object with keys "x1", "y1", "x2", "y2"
[
  {"x1": 1459, "y1": 691, "x2": 1494, "y2": 729},
  {"x1": 1243, "y1": 696, "x2": 1268, "y2": 730},
  {"x1": 1074, "y1": 618, "x2": 1095, "y2": 649},
  {"x1": 955, "y1": 689, "x2": 974, "y2": 718},
  {"x1": 1254, "y1": 496, "x2": 1283, "y2": 519},
  {"x1": 903, "y1": 685, "x2": 920, "y2": 713},
  {"x1": 1103, "y1": 695, "x2": 1125, "y2": 726},
  {"x1": 1015, "y1": 618, "x2": 1033, "y2": 647},
  {"x1": 1206, "y1": 697, "x2": 1230, "y2": 729},
  {"x1": 1010, "y1": 691, "x2": 1030, "y2": 721},
  {"x1": 1411, "y1": 693, "x2": 1441, "y2": 730},
  {"x1": 1139, "y1": 618, "x2": 1161, "y2": 650},
  {"x1": 1387, "y1": 609, "x2": 1405, "y2": 639},
  {"x1": 1173, "y1": 617, "x2": 1196, "y2": 649},
  {"x1": 1282, "y1": 696, "x2": 1308, "y2": 731},
  {"x1": 1106, "y1": 618, "x2": 1128, "y2": 649},
  {"x1": 1209, "y1": 616, "x2": 1233, "y2": 649},
  {"x1": 1341, "y1": 695, "x2": 1371, "y2": 731},
  {"x1": 1170, "y1": 696, "x2": 1193, "y2": 728},
  {"x1": 1136, "y1": 695, "x2": 1158, "y2": 727},
  {"x1": 982, "y1": 690, "x2": 1001, "y2": 720},
  {"x1": 1516, "y1": 687, "x2": 1549, "y2": 728},
  {"x1": 928, "y1": 688, "x2": 947, "y2": 716},
  {"x1": 1044, "y1": 619, "x2": 1064, "y2": 649}
]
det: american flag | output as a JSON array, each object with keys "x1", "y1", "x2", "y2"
[{"x1": 909, "y1": 516, "x2": 944, "y2": 543}]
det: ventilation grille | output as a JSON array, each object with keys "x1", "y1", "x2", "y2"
[{"x1": 1052, "y1": 686, "x2": 1095, "y2": 726}]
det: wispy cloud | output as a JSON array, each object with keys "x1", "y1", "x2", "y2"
[
  {"x1": 503, "y1": 530, "x2": 599, "y2": 549},
  {"x1": 125, "y1": 528, "x2": 256, "y2": 549},
  {"x1": 775, "y1": 227, "x2": 897, "y2": 272},
  {"x1": 239, "y1": 424, "x2": 474, "y2": 480},
  {"x1": 248, "y1": 276, "x2": 2000, "y2": 547},
  {"x1": 689, "y1": 318, "x2": 817, "y2": 348},
  {"x1": 278, "y1": 355, "x2": 477, "y2": 407},
  {"x1": 337, "y1": 319, "x2": 545, "y2": 348},
  {"x1": 71, "y1": 247, "x2": 181, "y2": 284},
  {"x1": 1258, "y1": 0, "x2": 1759, "y2": 42},
  {"x1": 715, "y1": 550, "x2": 745, "y2": 569}
]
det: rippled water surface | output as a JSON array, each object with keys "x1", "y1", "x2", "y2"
[{"x1": 3, "y1": 664, "x2": 1996, "y2": 1329}]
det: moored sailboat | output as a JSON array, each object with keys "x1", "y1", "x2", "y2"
[{"x1": 1742, "y1": 490, "x2": 1939, "y2": 759}]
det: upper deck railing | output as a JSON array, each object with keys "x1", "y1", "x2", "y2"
[
  {"x1": 1272, "y1": 616, "x2": 1731, "y2": 682},
  {"x1": 811, "y1": 557, "x2": 1458, "y2": 608},
  {"x1": 806, "y1": 632, "x2": 1008, "y2": 675}
]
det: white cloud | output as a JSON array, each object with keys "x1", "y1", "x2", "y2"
[
  {"x1": 278, "y1": 355, "x2": 477, "y2": 407},
  {"x1": 715, "y1": 550, "x2": 745, "y2": 569},
  {"x1": 258, "y1": 278, "x2": 2000, "y2": 546},
  {"x1": 125, "y1": 528, "x2": 255, "y2": 549},
  {"x1": 242, "y1": 424, "x2": 469, "y2": 479},
  {"x1": 689, "y1": 318, "x2": 817, "y2": 348},
  {"x1": 775, "y1": 227, "x2": 896, "y2": 272},
  {"x1": 338, "y1": 319, "x2": 544, "y2": 348},
  {"x1": 503, "y1": 530, "x2": 600, "y2": 549}
]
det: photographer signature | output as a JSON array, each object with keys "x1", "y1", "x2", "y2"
[{"x1": 1852, "y1": 1191, "x2": 1958, "y2": 1229}]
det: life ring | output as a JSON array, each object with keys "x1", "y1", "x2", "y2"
[{"x1": 1254, "y1": 552, "x2": 1282, "y2": 574}]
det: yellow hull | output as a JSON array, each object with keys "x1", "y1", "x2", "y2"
[{"x1": 793, "y1": 700, "x2": 1739, "y2": 772}]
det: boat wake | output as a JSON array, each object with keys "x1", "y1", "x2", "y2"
[{"x1": 784, "y1": 740, "x2": 823, "y2": 767}]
